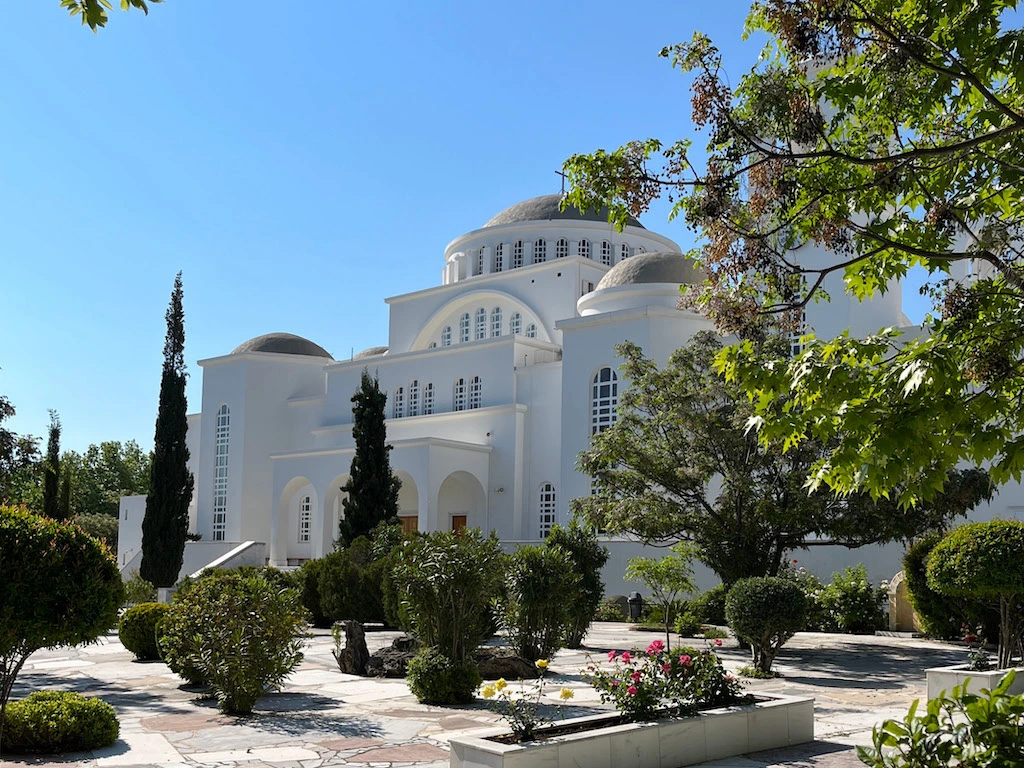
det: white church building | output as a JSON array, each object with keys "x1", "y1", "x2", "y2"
[{"x1": 117, "y1": 193, "x2": 1021, "y2": 595}]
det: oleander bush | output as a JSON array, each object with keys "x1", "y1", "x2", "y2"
[
  {"x1": 545, "y1": 522, "x2": 608, "y2": 648},
  {"x1": 3, "y1": 692, "x2": 119, "y2": 754},
  {"x1": 406, "y1": 647, "x2": 481, "y2": 705},
  {"x1": 725, "y1": 577, "x2": 807, "y2": 675},
  {"x1": 118, "y1": 602, "x2": 170, "y2": 660}
]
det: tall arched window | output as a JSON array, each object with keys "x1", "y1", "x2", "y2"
[
  {"x1": 509, "y1": 313, "x2": 522, "y2": 336},
  {"x1": 600, "y1": 241, "x2": 612, "y2": 266},
  {"x1": 512, "y1": 240, "x2": 524, "y2": 269},
  {"x1": 441, "y1": 326, "x2": 452, "y2": 346},
  {"x1": 393, "y1": 386, "x2": 405, "y2": 418},
  {"x1": 468, "y1": 376, "x2": 483, "y2": 409},
  {"x1": 579, "y1": 239, "x2": 591, "y2": 259},
  {"x1": 490, "y1": 307, "x2": 502, "y2": 337},
  {"x1": 538, "y1": 483, "x2": 556, "y2": 538},
  {"x1": 459, "y1": 313, "x2": 471, "y2": 343},
  {"x1": 556, "y1": 238, "x2": 569, "y2": 258},
  {"x1": 526, "y1": 323, "x2": 537, "y2": 339},
  {"x1": 298, "y1": 495, "x2": 311, "y2": 543},
  {"x1": 534, "y1": 239, "x2": 547, "y2": 263},
  {"x1": 212, "y1": 405, "x2": 230, "y2": 542},
  {"x1": 423, "y1": 383, "x2": 435, "y2": 415},
  {"x1": 453, "y1": 378, "x2": 467, "y2": 411},
  {"x1": 620, "y1": 243, "x2": 630, "y2": 261},
  {"x1": 475, "y1": 307, "x2": 487, "y2": 340},
  {"x1": 495, "y1": 243, "x2": 504, "y2": 272},
  {"x1": 409, "y1": 380, "x2": 420, "y2": 417},
  {"x1": 476, "y1": 247, "x2": 485, "y2": 275},
  {"x1": 591, "y1": 367, "x2": 619, "y2": 435}
]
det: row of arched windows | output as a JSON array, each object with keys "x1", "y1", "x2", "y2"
[
  {"x1": 392, "y1": 377, "x2": 481, "y2": 417},
  {"x1": 476, "y1": 240, "x2": 643, "y2": 274},
  {"x1": 437, "y1": 309, "x2": 537, "y2": 348}
]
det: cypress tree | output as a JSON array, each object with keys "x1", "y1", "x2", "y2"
[
  {"x1": 140, "y1": 273, "x2": 194, "y2": 587},
  {"x1": 58, "y1": 465, "x2": 72, "y2": 521},
  {"x1": 338, "y1": 369, "x2": 401, "y2": 547},
  {"x1": 41, "y1": 410, "x2": 61, "y2": 519}
]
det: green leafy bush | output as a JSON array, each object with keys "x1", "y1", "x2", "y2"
[
  {"x1": 903, "y1": 534, "x2": 999, "y2": 640},
  {"x1": 702, "y1": 626, "x2": 729, "y2": 640},
  {"x1": 857, "y1": 671, "x2": 1024, "y2": 767},
  {"x1": 391, "y1": 529, "x2": 504, "y2": 661},
  {"x1": 118, "y1": 602, "x2": 170, "y2": 660},
  {"x1": 499, "y1": 544, "x2": 581, "y2": 662},
  {"x1": 121, "y1": 571, "x2": 156, "y2": 607},
  {"x1": 690, "y1": 584, "x2": 727, "y2": 625},
  {"x1": 545, "y1": 522, "x2": 608, "y2": 648},
  {"x1": 159, "y1": 569, "x2": 309, "y2": 712},
  {"x1": 4, "y1": 691, "x2": 119, "y2": 753},
  {"x1": 818, "y1": 564, "x2": 887, "y2": 633},
  {"x1": 928, "y1": 520, "x2": 1024, "y2": 669},
  {"x1": 778, "y1": 560, "x2": 828, "y2": 631},
  {"x1": 594, "y1": 599, "x2": 627, "y2": 622},
  {"x1": 296, "y1": 558, "x2": 329, "y2": 628},
  {"x1": 674, "y1": 612, "x2": 701, "y2": 637},
  {"x1": 725, "y1": 577, "x2": 807, "y2": 675},
  {"x1": 318, "y1": 537, "x2": 388, "y2": 623},
  {"x1": 406, "y1": 646, "x2": 481, "y2": 704}
]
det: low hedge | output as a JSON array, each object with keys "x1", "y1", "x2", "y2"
[{"x1": 3, "y1": 691, "x2": 119, "y2": 753}]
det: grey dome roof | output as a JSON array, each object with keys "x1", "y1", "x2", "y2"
[
  {"x1": 231, "y1": 333, "x2": 333, "y2": 359},
  {"x1": 596, "y1": 251, "x2": 705, "y2": 290},
  {"x1": 353, "y1": 345, "x2": 388, "y2": 360},
  {"x1": 483, "y1": 194, "x2": 644, "y2": 230}
]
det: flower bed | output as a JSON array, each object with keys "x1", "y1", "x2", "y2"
[{"x1": 926, "y1": 663, "x2": 1024, "y2": 700}]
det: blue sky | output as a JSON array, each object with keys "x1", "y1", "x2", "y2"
[{"x1": 1, "y1": 0, "x2": 931, "y2": 452}]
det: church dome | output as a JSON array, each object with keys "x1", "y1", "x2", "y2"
[
  {"x1": 353, "y1": 345, "x2": 388, "y2": 360},
  {"x1": 231, "y1": 333, "x2": 333, "y2": 359},
  {"x1": 482, "y1": 194, "x2": 645, "y2": 230},
  {"x1": 596, "y1": 251, "x2": 705, "y2": 290}
]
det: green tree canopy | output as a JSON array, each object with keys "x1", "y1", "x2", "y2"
[
  {"x1": 563, "y1": 0, "x2": 1024, "y2": 506},
  {"x1": 626, "y1": 542, "x2": 698, "y2": 650},
  {"x1": 58, "y1": 0, "x2": 162, "y2": 31},
  {"x1": 63, "y1": 440, "x2": 152, "y2": 519},
  {"x1": 572, "y1": 334, "x2": 994, "y2": 585}
]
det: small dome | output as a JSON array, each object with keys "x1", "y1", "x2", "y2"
[
  {"x1": 483, "y1": 194, "x2": 644, "y2": 230},
  {"x1": 353, "y1": 345, "x2": 388, "y2": 360},
  {"x1": 596, "y1": 251, "x2": 705, "y2": 290},
  {"x1": 231, "y1": 333, "x2": 333, "y2": 359}
]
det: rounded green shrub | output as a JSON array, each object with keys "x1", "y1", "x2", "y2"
[
  {"x1": 406, "y1": 647, "x2": 481, "y2": 704},
  {"x1": 118, "y1": 602, "x2": 170, "y2": 660},
  {"x1": 725, "y1": 577, "x2": 807, "y2": 675},
  {"x1": 690, "y1": 584, "x2": 728, "y2": 625},
  {"x1": 4, "y1": 691, "x2": 119, "y2": 753}
]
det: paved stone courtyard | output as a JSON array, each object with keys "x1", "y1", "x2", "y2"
[{"x1": 0, "y1": 624, "x2": 968, "y2": 768}]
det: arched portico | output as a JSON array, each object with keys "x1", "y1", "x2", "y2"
[
  {"x1": 436, "y1": 470, "x2": 487, "y2": 532},
  {"x1": 274, "y1": 477, "x2": 317, "y2": 567},
  {"x1": 395, "y1": 470, "x2": 420, "y2": 534},
  {"x1": 323, "y1": 474, "x2": 350, "y2": 554}
]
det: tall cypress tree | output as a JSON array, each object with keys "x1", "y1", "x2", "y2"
[
  {"x1": 41, "y1": 410, "x2": 61, "y2": 519},
  {"x1": 58, "y1": 468, "x2": 72, "y2": 521},
  {"x1": 140, "y1": 273, "x2": 194, "y2": 587},
  {"x1": 338, "y1": 369, "x2": 401, "y2": 547}
]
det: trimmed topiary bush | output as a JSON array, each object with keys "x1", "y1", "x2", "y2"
[
  {"x1": 406, "y1": 647, "x2": 481, "y2": 704},
  {"x1": 499, "y1": 544, "x2": 581, "y2": 661},
  {"x1": 690, "y1": 584, "x2": 728, "y2": 625},
  {"x1": 725, "y1": 577, "x2": 807, "y2": 675},
  {"x1": 3, "y1": 692, "x2": 118, "y2": 754},
  {"x1": 545, "y1": 522, "x2": 609, "y2": 648},
  {"x1": 119, "y1": 602, "x2": 171, "y2": 660},
  {"x1": 927, "y1": 520, "x2": 1024, "y2": 669}
]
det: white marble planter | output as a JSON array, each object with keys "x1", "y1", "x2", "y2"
[
  {"x1": 926, "y1": 663, "x2": 1024, "y2": 700},
  {"x1": 449, "y1": 693, "x2": 814, "y2": 768}
]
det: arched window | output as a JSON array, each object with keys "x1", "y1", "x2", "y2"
[
  {"x1": 510, "y1": 313, "x2": 522, "y2": 336},
  {"x1": 423, "y1": 383, "x2": 435, "y2": 415},
  {"x1": 453, "y1": 378, "x2": 467, "y2": 411},
  {"x1": 475, "y1": 307, "x2": 487, "y2": 340},
  {"x1": 468, "y1": 376, "x2": 483, "y2": 409},
  {"x1": 600, "y1": 241, "x2": 612, "y2": 266},
  {"x1": 491, "y1": 307, "x2": 502, "y2": 337},
  {"x1": 579, "y1": 239, "x2": 591, "y2": 259},
  {"x1": 429, "y1": 341, "x2": 437, "y2": 349},
  {"x1": 459, "y1": 313, "x2": 471, "y2": 343},
  {"x1": 534, "y1": 239, "x2": 547, "y2": 263},
  {"x1": 298, "y1": 495, "x2": 311, "y2": 543},
  {"x1": 620, "y1": 243, "x2": 630, "y2": 261},
  {"x1": 441, "y1": 326, "x2": 452, "y2": 347},
  {"x1": 409, "y1": 380, "x2": 420, "y2": 417},
  {"x1": 556, "y1": 238, "x2": 569, "y2": 258},
  {"x1": 495, "y1": 243, "x2": 504, "y2": 272},
  {"x1": 512, "y1": 240, "x2": 524, "y2": 269},
  {"x1": 476, "y1": 246, "x2": 486, "y2": 275},
  {"x1": 212, "y1": 404, "x2": 230, "y2": 542},
  {"x1": 637, "y1": 246, "x2": 646, "y2": 254},
  {"x1": 393, "y1": 386, "x2": 405, "y2": 419},
  {"x1": 591, "y1": 367, "x2": 619, "y2": 435},
  {"x1": 539, "y1": 483, "x2": 556, "y2": 538},
  {"x1": 526, "y1": 323, "x2": 537, "y2": 339}
]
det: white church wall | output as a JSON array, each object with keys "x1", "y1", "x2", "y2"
[{"x1": 517, "y1": 362, "x2": 563, "y2": 539}]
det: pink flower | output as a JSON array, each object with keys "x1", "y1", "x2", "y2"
[
  {"x1": 627, "y1": 685, "x2": 638, "y2": 695},
  {"x1": 587, "y1": 665, "x2": 595, "y2": 671},
  {"x1": 610, "y1": 680, "x2": 620, "y2": 687},
  {"x1": 714, "y1": 638, "x2": 723, "y2": 647},
  {"x1": 621, "y1": 651, "x2": 633, "y2": 663},
  {"x1": 679, "y1": 654, "x2": 691, "y2": 666},
  {"x1": 631, "y1": 670, "x2": 642, "y2": 683},
  {"x1": 792, "y1": 559, "x2": 799, "y2": 563},
  {"x1": 661, "y1": 663, "x2": 672, "y2": 674},
  {"x1": 646, "y1": 640, "x2": 665, "y2": 654},
  {"x1": 607, "y1": 651, "x2": 618, "y2": 661}
]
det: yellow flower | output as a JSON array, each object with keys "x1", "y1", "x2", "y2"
[
  {"x1": 495, "y1": 678, "x2": 508, "y2": 691},
  {"x1": 535, "y1": 659, "x2": 549, "y2": 670},
  {"x1": 559, "y1": 687, "x2": 574, "y2": 700},
  {"x1": 481, "y1": 685, "x2": 496, "y2": 699}
]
